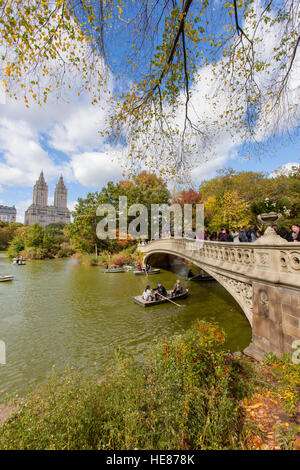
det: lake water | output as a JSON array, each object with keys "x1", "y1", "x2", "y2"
[{"x1": 0, "y1": 253, "x2": 251, "y2": 400}]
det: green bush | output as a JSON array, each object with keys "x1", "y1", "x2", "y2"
[
  {"x1": 7, "y1": 235, "x2": 25, "y2": 259},
  {"x1": 7, "y1": 223, "x2": 71, "y2": 260},
  {"x1": 251, "y1": 197, "x2": 291, "y2": 216}
]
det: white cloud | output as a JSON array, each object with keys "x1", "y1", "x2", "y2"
[
  {"x1": 0, "y1": 92, "x2": 117, "y2": 188},
  {"x1": 15, "y1": 198, "x2": 32, "y2": 223},
  {"x1": 0, "y1": 118, "x2": 57, "y2": 185},
  {"x1": 269, "y1": 162, "x2": 300, "y2": 178},
  {"x1": 48, "y1": 101, "x2": 108, "y2": 154},
  {"x1": 0, "y1": 11, "x2": 115, "y2": 190}
]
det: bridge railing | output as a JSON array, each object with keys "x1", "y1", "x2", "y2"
[{"x1": 138, "y1": 238, "x2": 300, "y2": 289}]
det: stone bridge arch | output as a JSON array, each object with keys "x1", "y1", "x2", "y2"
[
  {"x1": 143, "y1": 249, "x2": 253, "y2": 325},
  {"x1": 139, "y1": 238, "x2": 300, "y2": 361}
]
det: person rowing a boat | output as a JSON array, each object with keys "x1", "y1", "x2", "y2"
[
  {"x1": 171, "y1": 280, "x2": 183, "y2": 297},
  {"x1": 153, "y1": 282, "x2": 168, "y2": 300},
  {"x1": 142, "y1": 285, "x2": 154, "y2": 302},
  {"x1": 187, "y1": 269, "x2": 194, "y2": 279}
]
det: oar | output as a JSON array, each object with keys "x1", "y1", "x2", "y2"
[{"x1": 158, "y1": 293, "x2": 184, "y2": 308}]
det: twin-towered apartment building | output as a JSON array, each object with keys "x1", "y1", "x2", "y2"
[
  {"x1": 0, "y1": 171, "x2": 70, "y2": 227},
  {"x1": 24, "y1": 171, "x2": 71, "y2": 227}
]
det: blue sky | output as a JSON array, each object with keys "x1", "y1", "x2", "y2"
[{"x1": 0, "y1": 0, "x2": 299, "y2": 222}]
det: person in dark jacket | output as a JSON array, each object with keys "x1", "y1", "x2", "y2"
[
  {"x1": 239, "y1": 227, "x2": 248, "y2": 242},
  {"x1": 218, "y1": 229, "x2": 227, "y2": 241},
  {"x1": 246, "y1": 226, "x2": 256, "y2": 242},
  {"x1": 277, "y1": 227, "x2": 289, "y2": 241},
  {"x1": 225, "y1": 229, "x2": 233, "y2": 242},
  {"x1": 153, "y1": 282, "x2": 168, "y2": 299},
  {"x1": 187, "y1": 269, "x2": 195, "y2": 278}
]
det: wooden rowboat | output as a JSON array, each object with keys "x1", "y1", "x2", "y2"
[
  {"x1": 12, "y1": 259, "x2": 26, "y2": 265},
  {"x1": 186, "y1": 274, "x2": 215, "y2": 281},
  {"x1": 0, "y1": 275, "x2": 14, "y2": 282},
  {"x1": 123, "y1": 265, "x2": 136, "y2": 271},
  {"x1": 100, "y1": 268, "x2": 127, "y2": 273},
  {"x1": 133, "y1": 288, "x2": 189, "y2": 307},
  {"x1": 133, "y1": 268, "x2": 160, "y2": 275}
]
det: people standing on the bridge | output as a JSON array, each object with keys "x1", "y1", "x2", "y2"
[
  {"x1": 232, "y1": 229, "x2": 240, "y2": 243},
  {"x1": 277, "y1": 227, "x2": 289, "y2": 241},
  {"x1": 204, "y1": 230, "x2": 210, "y2": 240},
  {"x1": 255, "y1": 230, "x2": 262, "y2": 240},
  {"x1": 225, "y1": 229, "x2": 233, "y2": 242},
  {"x1": 210, "y1": 232, "x2": 218, "y2": 241},
  {"x1": 218, "y1": 229, "x2": 227, "y2": 241},
  {"x1": 239, "y1": 227, "x2": 248, "y2": 242},
  {"x1": 246, "y1": 226, "x2": 256, "y2": 242},
  {"x1": 288, "y1": 223, "x2": 300, "y2": 242},
  {"x1": 198, "y1": 231, "x2": 205, "y2": 240}
]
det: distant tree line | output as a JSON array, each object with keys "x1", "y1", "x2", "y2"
[{"x1": 1, "y1": 167, "x2": 299, "y2": 259}]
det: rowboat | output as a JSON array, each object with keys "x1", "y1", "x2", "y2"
[
  {"x1": 0, "y1": 275, "x2": 14, "y2": 282},
  {"x1": 133, "y1": 268, "x2": 160, "y2": 275},
  {"x1": 100, "y1": 268, "x2": 127, "y2": 273},
  {"x1": 123, "y1": 265, "x2": 136, "y2": 271},
  {"x1": 133, "y1": 288, "x2": 189, "y2": 307},
  {"x1": 12, "y1": 259, "x2": 26, "y2": 265}
]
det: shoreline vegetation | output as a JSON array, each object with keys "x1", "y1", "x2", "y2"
[
  {"x1": 0, "y1": 321, "x2": 298, "y2": 450},
  {"x1": 76, "y1": 246, "x2": 142, "y2": 268}
]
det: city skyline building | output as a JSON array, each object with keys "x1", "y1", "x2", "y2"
[{"x1": 24, "y1": 171, "x2": 71, "y2": 227}]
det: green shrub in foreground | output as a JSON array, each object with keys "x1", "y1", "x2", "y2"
[{"x1": 0, "y1": 321, "x2": 255, "y2": 450}]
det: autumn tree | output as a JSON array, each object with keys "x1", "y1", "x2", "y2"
[
  {"x1": 0, "y1": 222, "x2": 23, "y2": 250},
  {"x1": 67, "y1": 171, "x2": 170, "y2": 253},
  {"x1": 1, "y1": 1, "x2": 299, "y2": 179},
  {"x1": 171, "y1": 188, "x2": 203, "y2": 233},
  {"x1": 172, "y1": 188, "x2": 203, "y2": 207},
  {"x1": 200, "y1": 167, "x2": 300, "y2": 229},
  {"x1": 208, "y1": 190, "x2": 251, "y2": 232}
]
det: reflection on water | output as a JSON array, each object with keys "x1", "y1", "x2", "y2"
[{"x1": 0, "y1": 253, "x2": 251, "y2": 399}]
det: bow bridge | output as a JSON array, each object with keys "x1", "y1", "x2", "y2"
[{"x1": 139, "y1": 236, "x2": 300, "y2": 360}]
